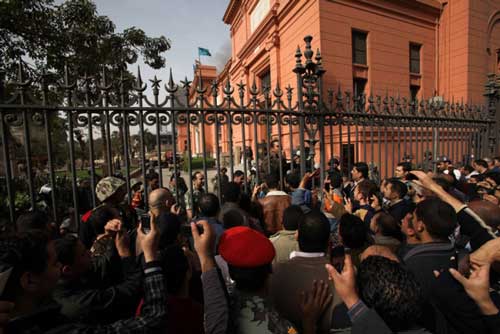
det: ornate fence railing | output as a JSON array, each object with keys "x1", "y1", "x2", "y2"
[{"x1": 0, "y1": 35, "x2": 498, "y2": 227}]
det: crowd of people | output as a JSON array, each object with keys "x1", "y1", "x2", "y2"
[{"x1": 1, "y1": 153, "x2": 500, "y2": 334}]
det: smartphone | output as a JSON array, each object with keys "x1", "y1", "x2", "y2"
[
  {"x1": 190, "y1": 220, "x2": 204, "y2": 235},
  {"x1": 405, "y1": 173, "x2": 419, "y2": 181},
  {"x1": 324, "y1": 182, "x2": 331, "y2": 192},
  {"x1": 140, "y1": 214, "x2": 150, "y2": 233},
  {"x1": 180, "y1": 222, "x2": 204, "y2": 236},
  {"x1": 449, "y1": 250, "x2": 471, "y2": 274},
  {"x1": 196, "y1": 224, "x2": 204, "y2": 235},
  {"x1": 330, "y1": 246, "x2": 345, "y2": 273}
]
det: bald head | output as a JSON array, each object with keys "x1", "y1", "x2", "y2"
[
  {"x1": 149, "y1": 188, "x2": 175, "y2": 212},
  {"x1": 361, "y1": 245, "x2": 399, "y2": 263},
  {"x1": 468, "y1": 200, "x2": 500, "y2": 231}
]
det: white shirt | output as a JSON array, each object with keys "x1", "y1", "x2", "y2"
[
  {"x1": 266, "y1": 190, "x2": 289, "y2": 197},
  {"x1": 289, "y1": 251, "x2": 325, "y2": 259},
  {"x1": 444, "y1": 169, "x2": 461, "y2": 180},
  {"x1": 465, "y1": 171, "x2": 479, "y2": 180}
]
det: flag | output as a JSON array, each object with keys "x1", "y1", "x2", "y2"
[{"x1": 198, "y1": 47, "x2": 212, "y2": 57}]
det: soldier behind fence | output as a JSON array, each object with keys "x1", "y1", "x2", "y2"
[
  {"x1": 185, "y1": 171, "x2": 206, "y2": 220},
  {"x1": 212, "y1": 167, "x2": 229, "y2": 198},
  {"x1": 258, "y1": 139, "x2": 287, "y2": 181}
]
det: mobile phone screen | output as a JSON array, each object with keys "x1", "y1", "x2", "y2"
[{"x1": 141, "y1": 214, "x2": 150, "y2": 233}]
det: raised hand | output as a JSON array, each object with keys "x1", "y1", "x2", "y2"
[
  {"x1": 114, "y1": 229, "x2": 131, "y2": 258},
  {"x1": 370, "y1": 194, "x2": 381, "y2": 211},
  {"x1": 345, "y1": 197, "x2": 353, "y2": 213},
  {"x1": 191, "y1": 220, "x2": 216, "y2": 272},
  {"x1": 300, "y1": 172, "x2": 312, "y2": 189},
  {"x1": 104, "y1": 218, "x2": 122, "y2": 235},
  {"x1": 300, "y1": 280, "x2": 333, "y2": 334},
  {"x1": 409, "y1": 170, "x2": 436, "y2": 190},
  {"x1": 482, "y1": 194, "x2": 499, "y2": 206},
  {"x1": 325, "y1": 254, "x2": 359, "y2": 308},
  {"x1": 470, "y1": 238, "x2": 500, "y2": 267},
  {"x1": 449, "y1": 263, "x2": 498, "y2": 315},
  {"x1": 252, "y1": 184, "x2": 262, "y2": 199},
  {"x1": 409, "y1": 170, "x2": 463, "y2": 211},
  {"x1": 137, "y1": 211, "x2": 160, "y2": 263},
  {"x1": 323, "y1": 189, "x2": 332, "y2": 202}
]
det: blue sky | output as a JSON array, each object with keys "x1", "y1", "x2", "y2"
[{"x1": 93, "y1": 0, "x2": 231, "y2": 86}]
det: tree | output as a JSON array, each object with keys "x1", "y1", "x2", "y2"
[
  {"x1": 131, "y1": 129, "x2": 156, "y2": 156},
  {"x1": 1, "y1": 0, "x2": 171, "y2": 79},
  {"x1": 1, "y1": 0, "x2": 171, "y2": 174}
]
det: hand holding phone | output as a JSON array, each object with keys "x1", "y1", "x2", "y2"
[
  {"x1": 170, "y1": 204, "x2": 182, "y2": 216},
  {"x1": 141, "y1": 213, "x2": 151, "y2": 234},
  {"x1": 188, "y1": 220, "x2": 204, "y2": 235},
  {"x1": 324, "y1": 182, "x2": 331, "y2": 192}
]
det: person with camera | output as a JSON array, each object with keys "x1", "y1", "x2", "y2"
[
  {"x1": 0, "y1": 212, "x2": 166, "y2": 333},
  {"x1": 52, "y1": 223, "x2": 142, "y2": 324},
  {"x1": 397, "y1": 171, "x2": 497, "y2": 333}
]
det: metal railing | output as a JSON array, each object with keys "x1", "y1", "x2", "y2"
[{"x1": 0, "y1": 35, "x2": 498, "y2": 226}]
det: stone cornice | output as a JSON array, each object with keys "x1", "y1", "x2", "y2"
[
  {"x1": 329, "y1": 0, "x2": 441, "y2": 27},
  {"x1": 235, "y1": 11, "x2": 275, "y2": 61},
  {"x1": 223, "y1": 0, "x2": 241, "y2": 24},
  {"x1": 235, "y1": 0, "x2": 297, "y2": 61}
]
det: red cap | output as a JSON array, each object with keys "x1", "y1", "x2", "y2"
[{"x1": 219, "y1": 226, "x2": 275, "y2": 268}]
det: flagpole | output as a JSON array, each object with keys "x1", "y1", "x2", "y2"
[{"x1": 198, "y1": 53, "x2": 203, "y2": 90}]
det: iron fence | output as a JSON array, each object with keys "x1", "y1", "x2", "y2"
[{"x1": 1, "y1": 35, "x2": 499, "y2": 227}]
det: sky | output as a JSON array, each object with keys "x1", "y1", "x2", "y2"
[{"x1": 92, "y1": 0, "x2": 231, "y2": 89}]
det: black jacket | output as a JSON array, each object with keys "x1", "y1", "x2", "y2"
[
  {"x1": 456, "y1": 207, "x2": 495, "y2": 251},
  {"x1": 53, "y1": 256, "x2": 142, "y2": 324},
  {"x1": 403, "y1": 242, "x2": 488, "y2": 334},
  {"x1": 387, "y1": 199, "x2": 414, "y2": 223},
  {"x1": 6, "y1": 263, "x2": 165, "y2": 334}
]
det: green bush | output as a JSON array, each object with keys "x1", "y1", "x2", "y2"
[{"x1": 182, "y1": 157, "x2": 215, "y2": 171}]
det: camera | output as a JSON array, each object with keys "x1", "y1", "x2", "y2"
[
  {"x1": 180, "y1": 222, "x2": 204, "y2": 236},
  {"x1": 405, "y1": 173, "x2": 419, "y2": 181}
]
